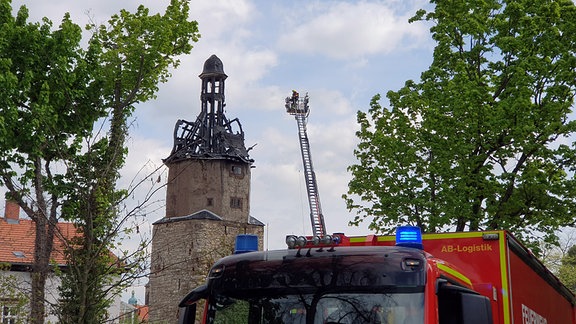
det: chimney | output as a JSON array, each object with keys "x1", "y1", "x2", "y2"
[{"x1": 5, "y1": 199, "x2": 20, "y2": 223}]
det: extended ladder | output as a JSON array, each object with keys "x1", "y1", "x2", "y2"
[{"x1": 285, "y1": 92, "x2": 327, "y2": 237}]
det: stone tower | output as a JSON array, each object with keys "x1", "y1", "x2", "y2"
[{"x1": 148, "y1": 55, "x2": 264, "y2": 323}]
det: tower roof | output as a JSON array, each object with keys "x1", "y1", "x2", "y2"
[
  {"x1": 165, "y1": 54, "x2": 252, "y2": 164},
  {"x1": 199, "y1": 54, "x2": 227, "y2": 79},
  {"x1": 128, "y1": 291, "x2": 138, "y2": 305}
]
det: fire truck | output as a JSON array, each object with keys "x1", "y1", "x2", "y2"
[
  {"x1": 178, "y1": 228, "x2": 575, "y2": 323},
  {"x1": 177, "y1": 92, "x2": 576, "y2": 323}
]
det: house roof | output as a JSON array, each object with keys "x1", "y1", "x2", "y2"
[
  {"x1": 152, "y1": 209, "x2": 265, "y2": 227},
  {"x1": 152, "y1": 209, "x2": 223, "y2": 225},
  {"x1": 248, "y1": 215, "x2": 265, "y2": 226},
  {"x1": 0, "y1": 218, "x2": 79, "y2": 266},
  {"x1": 136, "y1": 305, "x2": 149, "y2": 322}
]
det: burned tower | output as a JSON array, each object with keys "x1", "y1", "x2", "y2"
[{"x1": 148, "y1": 55, "x2": 264, "y2": 323}]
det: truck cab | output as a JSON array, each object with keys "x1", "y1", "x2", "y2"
[{"x1": 179, "y1": 227, "x2": 493, "y2": 324}]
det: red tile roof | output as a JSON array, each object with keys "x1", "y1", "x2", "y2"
[
  {"x1": 0, "y1": 218, "x2": 80, "y2": 265},
  {"x1": 136, "y1": 305, "x2": 149, "y2": 322}
]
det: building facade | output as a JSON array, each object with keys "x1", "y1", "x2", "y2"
[
  {"x1": 0, "y1": 200, "x2": 122, "y2": 323},
  {"x1": 148, "y1": 55, "x2": 264, "y2": 323}
]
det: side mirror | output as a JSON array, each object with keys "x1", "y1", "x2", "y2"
[
  {"x1": 178, "y1": 304, "x2": 197, "y2": 324},
  {"x1": 178, "y1": 284, "x2": 208, "y2": 324},
  {"x1": 437, "y1": 280, "x2": 493, "y2": 324}
]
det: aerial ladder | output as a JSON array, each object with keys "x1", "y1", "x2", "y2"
[{"x1": 285, "y1": 91, "x2": 327, "y2": 238}]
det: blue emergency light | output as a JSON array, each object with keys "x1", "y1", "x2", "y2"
[
  {"x1": 234, "y1": 234, "x2": 258, "y2": 254},
  {"x1": 395, "y1": 226, "x2": 423, "y2": 249}
]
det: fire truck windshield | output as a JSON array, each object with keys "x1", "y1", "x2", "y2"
[
  {"x1": 195, "y1": 247, "x2": 427, "y2": 324},
  {"x1": 207, "y1": 290, "x2": 424, "y2": 324}
]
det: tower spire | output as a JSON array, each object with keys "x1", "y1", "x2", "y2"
[
  {"x1": 165, "y1": 54, "x2": 252, "y2": 163},
  {"x1": 149, "y1": 54, "x2": 263, "y2": 323}
]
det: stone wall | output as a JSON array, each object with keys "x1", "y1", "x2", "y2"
[
  {"x1": 148, "y1": 218, "x2": 263, "y2": 323},
  {"x1": 165, "y1": 159, "x2": 251, "y2": 224}
]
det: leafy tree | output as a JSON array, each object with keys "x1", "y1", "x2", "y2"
[
  {"x1": 0, "y1": 0, "x2": 199, "y2": 323},
  {"x1": 344, "y1": 0, "x2": 576, "y2": 249},
  {"x1": 0, "y1": 264, "x2": 29, "y2": 324},
  {"x1": 0, "y1": 3, "x2": 103, "y2": 323},
  {"x1": 565, "y1": 244, "x2": 576, "y2": 266},
  {"x1": 57, "y1": 2, "x2": 199, "y2": 323},
  {"x1": 558, "y1": 244, "x2": 576, "y2": 292},
  {"x1": 540, "y1": 230, "x2": 576, "y2": 293}
]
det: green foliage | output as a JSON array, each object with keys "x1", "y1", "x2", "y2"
[
  {"x1": 540, "y1": 232, "x2": 576, "y2": 293},
  {"x1": 213, "y1": 299, "x2": 250, "y2": 324},
  {"x1": 0, "y1": 0, "x2": 199, "y2": 323},
  {"x1": 558, "y1": 255, "x2": 576, "y2": 293},
  {"x1": 55, "y1": 1, "x2": 199, "y2": 323},
  {"x1": 344, "y1": 0, "x2": 576, "y2": 249},
  {"x1": 556, "y1": 244, "x2": 576, "y2": 292},
  {"x1": 0, "y1": 2, "x2": 101, "y2": 186},
  {"x1": 0, "y1": 2, "x2": 104, "y2": 322},
  {"x1": 566, "y1": 245, "x2": 576, "y2": 265},
  {"x1": 0, "y1": 269, "x2": 30, "y2": 324},
  {"x1": 92, "y1": 0, "x2": 199, "y2": 107}
]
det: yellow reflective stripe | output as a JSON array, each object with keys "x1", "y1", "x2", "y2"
[
  {"x1": 437, "y1": 263, "x2": 472, "y2": 286},
  {"x1": 376, "y1": 236, "x2": 395, "y2": 242},
  {"x1": 423, "y1": 231, "x2": 486, "y2": 240},
  {"x1": 349, "y1": 236, "x2": 395, "y2": 243},
  {"x1": 499, "y1": 233, "x2": 511, "y2": 324},
  {"x1": 349, "y1": 230, "x2": 504, "y2": 242},
  {"x1": 349, "y1": 237, "x2": 367, "y2": 243}
]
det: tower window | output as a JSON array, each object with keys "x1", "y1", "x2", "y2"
[
  {"x1": 207, "y1": 198, "x2": 213, "y2": 206},
  {"x1": 230, "y1": 165, "x2": 244, "y2": 179},
  {"x1": 230, "y1": 165, "x2": 243, "y2": 175},
  {"x1": 230, "y1": 197, "x2": 243, "y2": 209}
]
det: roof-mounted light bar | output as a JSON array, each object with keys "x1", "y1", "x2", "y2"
[
  {"x1": 286, "y1": 235, "x2": 308, "y2": 249},
  {"x1": 286, "y1": 234, "x2": 341, "y2": 249},
  {"x1": 395, "y1": 226, "x2": 423, "y2": 249}
]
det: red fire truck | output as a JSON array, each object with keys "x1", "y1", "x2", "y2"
[{"x1": 178, "y1": 227, "x2": 576, "y2": 323}]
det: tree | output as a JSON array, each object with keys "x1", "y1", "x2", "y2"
[
  {"x1": 57, "y1": 2, "x2": 198, "y2": 322},
  {"x1": 0, "y1": 1, "x2": 199, "y2": 322},
  {"x1": 0, "y1": 263, "x2": 29, "y2": 324},
  {"x1": 558, "y1": 244, "x2": 576, "y2": 292},
  {"x1": 0, "y1": 3, "x2": 104, "y2": 322},
  {"x1": 57, "y1": 164, "x2": 167, "y2": 324},
  {"x1": 540, "y1": 229, "x2": 576, "y2": 292},
  {"x1": 344, "y1": 0, "x2": 576, "y2": 249}
]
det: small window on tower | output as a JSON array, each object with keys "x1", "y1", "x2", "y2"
[
  {"x1": 207, "y1": 198, "x2": 213, "y2": 206},
  {"x1": 230, "y1": 197, "x2": 243, "y2": 209},
  {"x1": 230, "y1": 165, "x2": 243, "y2": 176}
]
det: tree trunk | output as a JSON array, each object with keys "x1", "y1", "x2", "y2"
[
  {"x1": 29, "y1": 157, "x2": 57, "y2": 324},
  {"x1": 30, "y1": 213, "x2": 55, "y2": 324}
]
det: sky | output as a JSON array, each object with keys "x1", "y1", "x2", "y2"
[{"x1": 9, "y1": 0, "x2": 436, "y2": 304}]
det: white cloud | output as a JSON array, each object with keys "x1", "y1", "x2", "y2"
[
  {"x1": 190, "y1": 0, "x2": 255, "y2": 39},
  {"x1": 12, "y1": 0, "x2": 173, "y2": 27},
  {"x1": 307, "y1": 89, "x2": 356, "y2": 116},
  {"x1": 277, "y1": 1, "x2": 429, "y2": 60},
  {"x1": 121, "y1": 137, "x2": 169, "y2": 184}
]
